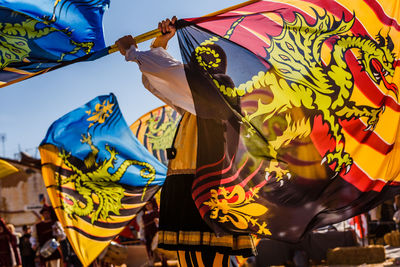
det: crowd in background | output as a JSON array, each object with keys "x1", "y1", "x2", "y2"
[
  {"x1": 0, "y1": 205, "x2": 71, "y2": 267},
  {"x1": 0, "y1": 197, "x2": 165, "y2": 267}
]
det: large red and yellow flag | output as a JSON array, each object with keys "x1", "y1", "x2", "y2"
[{"x1": 173, "y1": 0, "x2": 400, "y2": 241}]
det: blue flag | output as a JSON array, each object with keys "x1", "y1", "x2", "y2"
[
  {"x1": 0, "y1": 0, "x2": 110, "y2": 87},
  {"x1": 39, "y1": 93, "x2": 167, "y2": 265}
]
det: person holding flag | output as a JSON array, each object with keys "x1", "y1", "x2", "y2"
[{"x1": 116, "y1": 17, "x2": 255, "y2": 265}]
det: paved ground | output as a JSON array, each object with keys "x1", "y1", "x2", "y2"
[
  {"x1": 306, "y1": 246, "x2": 400, "y2": 267},
  {"x1": 118, "y1": 244, "x2": 400, "y2": 267}
]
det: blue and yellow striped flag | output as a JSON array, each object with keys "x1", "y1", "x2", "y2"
[{"x1": 39, "y1": 93, "x2": 167, "y2": 266}]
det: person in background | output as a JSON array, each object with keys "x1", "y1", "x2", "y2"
[
  {"x1": 0, "y1": 218, "x2": 21, "y2": 267},
  {"x1": 30, "y1": 205, "x2": 66, "y2": 267},
  {"x1": 19, "y1": 225, "x2": 35, "y2": 267},
  {"x1": 369, "y1": 199, "x2": 397, "y2": 241},
  {"x1": 393, "y1": 195, "x2": 400, "y2": 229},
  {"x1": 381, "y1": 199, "x2": 395, "y2": 222},
  {"x1": 141, "y1": 199, "x2": 163, "y2": 266},
  {"x1": 7, "y1": 224, "x2": 21, "y2": 246},
  {"x1": 59, "y1": 238, "x2": 81, "y2": 267}
]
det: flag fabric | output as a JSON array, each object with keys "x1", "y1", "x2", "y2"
[
  {"x1": 0, "y1": 0, "x2": 110, "y2": 87},
  {"x1": 130, "y1": 105, "x2": 181, "y2": 166},
  {"x1": 39, "y1": 93, "x2": 167, "y2": 266},
  {"x1": 174, "y1": 0, "x2": 400, "y2": 242},
  {"x1": 348, "y1": 214, "x2": 368, "y2": 240},
  {"x1": 0, "y1": 159, "x2": 19, "y2": 179}
]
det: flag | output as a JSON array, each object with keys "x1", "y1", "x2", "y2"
[
  {"x1": 0, "y1": 159, "x2": 19, "y2": 179},
  {"x1": 174, "y1": 0, "x2": 400, "y2": 242},
  {"x1": 0, "y1": 0, "x2": 110, "y2": 87},
  {"x1": 348, "y1": 214, "x2": 368, "y2": 240},
  {"x1": 39, "y1": 93, "x2": 167, "y2": 266},
  {"x1": 130, "y1": 105, "x2": 181, "y2": 166}
]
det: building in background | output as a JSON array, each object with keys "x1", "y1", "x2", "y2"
[{"x1": 0, "y1": 153, "x2": 47, "y2": 227}]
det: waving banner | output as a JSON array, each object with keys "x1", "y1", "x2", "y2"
[
  {"x1": 0, "y1": 159, "x2": 19, "y2": 179},
  {"x1": 0, "y1": 0, "x2": 110, "y2": 87},
  {"x1": 39, "y1": 93, "x2": 167, "y2": 266},
  {"x1": 130, "y1": 105, "x2": 181, "y2": 166},
  {"x1": 174, "y1": 0, "x2": 400, "y2": 242}
]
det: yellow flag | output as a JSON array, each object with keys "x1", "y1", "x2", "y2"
[
  {"x1": 40, "y1": 94, "x2": 166, "y2": 266},
  {"x1": 0, "y1": 159, "x2": 19, "y2": 179}
]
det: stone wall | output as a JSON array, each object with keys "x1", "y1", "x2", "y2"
[{"x1": 0, "y1": 160, "x2": 48, "y2": 227}]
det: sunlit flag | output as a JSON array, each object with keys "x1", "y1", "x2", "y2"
[
  {"x1": 0, "y1": 0, "x2": 110, "y2": 87},
  {"x1": 170, "y1": 0, "x2": 400, "y2": 242},
  {"x1": 39, "y1": 93, "x2": 167, "y2": 266},
  {"x1": 130, "y1": 105, "x2": 181, "y2": 166},
  {"x1": 0, "y1": 159, "x2": 18, "y2": 179}
]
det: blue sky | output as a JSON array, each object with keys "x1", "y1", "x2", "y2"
[{"x1": 0, "y1": 0, "x2": 243, "y2": 159}]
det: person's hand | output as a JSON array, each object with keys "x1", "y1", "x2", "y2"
[
  {"x1": 152, "y1": 16, "x2": 177, "y2": 49},
  {"x1": 159, "y1": 16, "x2": 177, "y2": 38},
  {"x1": 115, "y1": 35, "x2": 137, "y2": 56}
]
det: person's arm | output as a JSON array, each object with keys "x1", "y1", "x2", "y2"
[
  {"x1": 115, "y1": 16, "x2": 176, "y2": 55},
  {"x1": 10, "y1": 234, "x2": 21, "y2": 265},
  {"x1": 115, "y1": 17, "x2": 196, "y2": 115},
  {"x1": 29, "y1": 225, "x2": 38, "y2": 251},
  {"x1": 122, "y1": 16, "x2": 178, "y2": 71},
  {"x1": 152, "y1": 16, "x2": 177, "y2": 49},
  {"x1": 52, "y1": 221, "x2": 66, "y2": 241}
]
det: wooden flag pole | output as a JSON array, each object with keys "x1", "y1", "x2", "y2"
[
  {"x1": 108, "y1": 0, "x2": 260, "y2": 53},
  {"x1": 108, "y1": 28, "x2": 162, "y2": 53}
]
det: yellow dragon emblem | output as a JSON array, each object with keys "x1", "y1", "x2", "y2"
[
  {"x1": 0, "y1": 2, "x2": 99, "y2": 71},
  {"x1": 51, "y1": 99, "x2": 156, "y2": 223},
  {"x1": 145, "y1": 109, "x2": 179, "y2": 151},
  {"x1": 200, "y1": 11, "x2": 397, "y2": 181},
  {"x1": 54, "y1": 133, "x2": 156, "y2": 223}
]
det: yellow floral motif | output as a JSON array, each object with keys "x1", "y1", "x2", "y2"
[
  {"x1": 86, "y1": 100, "x2": 114, "y2": 128},
  {"x1": 195, "y1": 46, "x2": 221, "y2": 70},
  {"x1": 203, "y1": 185, "x2": 271, "y2": 236}
]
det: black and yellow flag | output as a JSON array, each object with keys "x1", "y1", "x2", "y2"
[
  {"x1": 130, "y1": 105, "x2": 181, "y2": 166},
  {"x1": 39, "y1": 94, "x2": 167, "y2": 266}
]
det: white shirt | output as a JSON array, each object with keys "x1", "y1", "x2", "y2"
[{"x1": 125, "y1": 46, "x2": 196, "y2": 115}]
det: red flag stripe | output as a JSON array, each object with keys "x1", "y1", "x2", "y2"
[
  {"x1": 192, "y1": 155, "x2": 235, "y2": 189},
  {"x1": 363, "y1": 0, "x2": 400, "y2": 30},
  {"x1": 303, "y1": 0, "x2": 400, "y2": 31},
  {"x1": 192, "y1": 157, "x2": 248, "y2": 198},
  {"x1": 196, "y1": 154, "x2": 226, "y2": 173},
  {"x1": 193, "y1": 161, "x2": 263, "y2": 207},
  {"x1": 340, "y1": 119, "x2": 394, "y2": 155}
]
